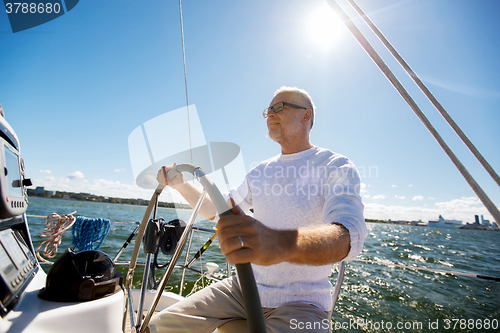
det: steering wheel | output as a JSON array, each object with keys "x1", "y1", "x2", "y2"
[{"x1": 123, "y1": 163, "x2": 266, "y2": 333}]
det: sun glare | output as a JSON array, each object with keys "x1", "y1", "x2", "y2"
[{"x1": 306, "y1": 7, "x2": 344, "y2": 49}]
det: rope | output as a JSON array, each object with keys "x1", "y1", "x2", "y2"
[
  {"x1": 71, "y1": 216, "x2": 111, "y2": 252},
  {"x1": 36, "y1": 211, "x2": 77, "y2": 265},
  {"x1": 325, "y1": 0, "x2": 500, "y2": 223},
  {"x1": 28, "y1": 214, "x2": 136, "y2": 224}
]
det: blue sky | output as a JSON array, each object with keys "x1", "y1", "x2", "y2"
[{"x1": 1, "y1": 0, "x2": 499, "y2": 223}]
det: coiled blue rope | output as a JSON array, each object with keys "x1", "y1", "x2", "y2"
[{"x1": 71, "y1": 216, "x2": 110, "y2": 252}]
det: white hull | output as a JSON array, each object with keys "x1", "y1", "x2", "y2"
[
  {"x1": 427, "y1": 216, "x2": 463, "y2": 229},
  {"x1": 427, "y1": 222, "x2": 462, "y2": 228}
]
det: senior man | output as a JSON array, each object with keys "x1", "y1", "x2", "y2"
[{"x1": 150, "y1": 87, "x2": 367, "y2": 333}]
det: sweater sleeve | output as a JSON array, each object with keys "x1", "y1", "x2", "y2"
[{"x1": 322, "y1": 157, "x2": 367, "y2": 261}]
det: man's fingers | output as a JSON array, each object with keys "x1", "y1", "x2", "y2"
[
  {"x1": 227, "y1": 198, "x2": 245, "y2": 216},
  {"x1": 157, "y1": 167, "x2": 167, "y2": 185},
  {"x1": 218, "y1": 200, "x2": 255, "y2": 264},
  {"x1": 220, "y1": 236, "x2": 247, "y2": 256},
  {"x1": 224, "y1": 248, "x2": 254, "y2": 265},
  {"x1": 162, "y1": 166, "x2": 168, "y2": 184},
  {"x1": 157, "y1": 163, "x2": 178, "y2": 186}
]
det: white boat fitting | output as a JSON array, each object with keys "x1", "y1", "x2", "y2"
[{"x1": 427, "y1": 215, "x2": 463, "y2": 228}]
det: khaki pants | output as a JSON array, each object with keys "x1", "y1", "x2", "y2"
[{"x1": 149, "y1": 276, "x2": 330, "y2": 333}]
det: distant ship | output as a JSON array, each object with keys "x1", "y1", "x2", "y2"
[{"x1": 427, "y1": 215, "x2": 463, "y2": 228}]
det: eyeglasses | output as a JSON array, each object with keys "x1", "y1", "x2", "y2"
[{"x1": 263, "y1": 102, "x2": 308, "y2": 118}]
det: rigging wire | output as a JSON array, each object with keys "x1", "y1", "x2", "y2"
[
  {"x1": 325, "y1": 0, "x2": 500, "y2": 223},
  {"x1": 178, "y1": 0, "x2": 205, "y2": 289},
  {"x1": 345, "y1": 0, "x2": 500, "y2": 189},
  {"x1": 178, "y1": 0, "x2": 193, "y2": 166}
]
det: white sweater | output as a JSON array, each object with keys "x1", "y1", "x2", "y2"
[{"x1": 226, "y1": 146, "x2": 367, "y2": 311}]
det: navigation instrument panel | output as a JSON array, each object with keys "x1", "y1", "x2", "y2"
[{"x1": 0, "y1": 229, "x2": 38, "y2": 317}]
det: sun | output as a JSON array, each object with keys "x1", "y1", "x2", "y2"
[{"x1": 306, "y1": 6, "x2": 345, "y2": 50}]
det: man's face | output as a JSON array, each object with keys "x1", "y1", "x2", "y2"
[{"x1": 267, "y1": 93, "x2": 305, "y2": 143}]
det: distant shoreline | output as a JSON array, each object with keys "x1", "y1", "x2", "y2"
[
  {"x1": 26, "y1": 191, "x2": 498, "y2": 230},
  {"x1": 27, "y1": 189, "x2": 192, "y2": 210},
  {"x1": 365, "y1": 218, "x2": 426, "y2": 226},
  {"x1": 25, "y1": 193, "x2": 420, "y2": 225}
]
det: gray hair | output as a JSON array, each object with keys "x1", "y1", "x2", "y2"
[{"x1": 274, "y1": 86, "x2": 315, "y2": 129}]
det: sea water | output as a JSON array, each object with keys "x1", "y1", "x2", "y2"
[{"x1": 27, "y1": 197, "x2": 499, "y2": 332}]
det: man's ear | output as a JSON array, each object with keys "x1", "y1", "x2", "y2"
[{"x1": 302, "y1": 109, "x2": 312, "y2": 124}]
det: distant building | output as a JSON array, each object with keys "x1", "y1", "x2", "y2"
[
  {"x1": 409, "y1": 220, "x2": 424, "y2": 226},
  {"x1": 481, "y1": 215, "x2": 491, "y2": 227},
  {"x1": 35, "y1": 187, "x2": 45, "y2": 195}
]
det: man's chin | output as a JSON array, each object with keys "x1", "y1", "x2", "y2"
[{"x1": 268, "y1": 130, "x2": 283, "y2": 143}]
